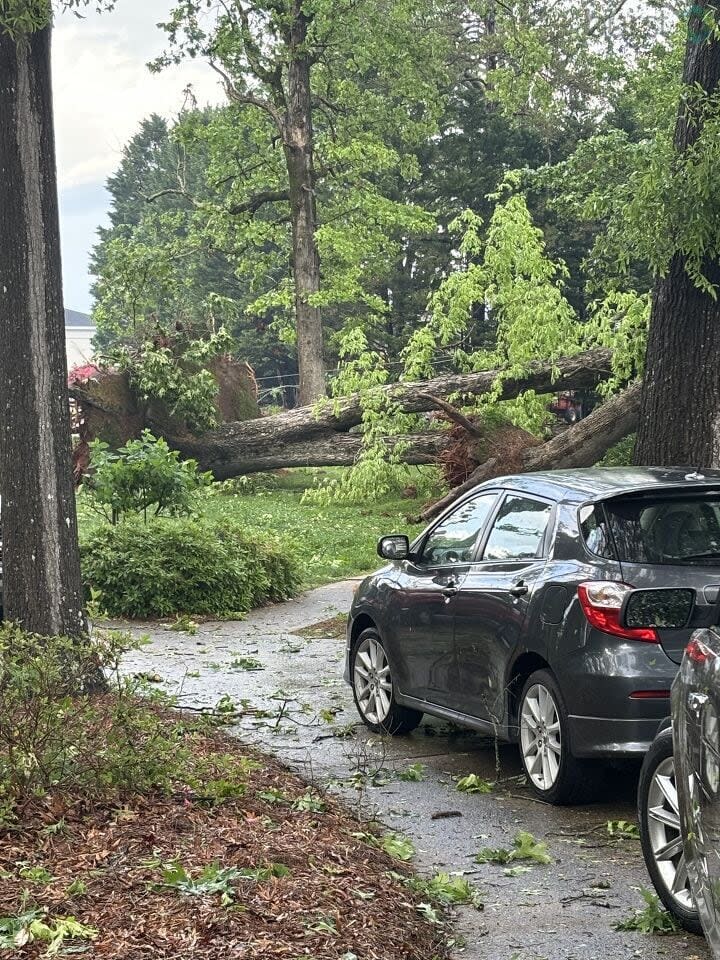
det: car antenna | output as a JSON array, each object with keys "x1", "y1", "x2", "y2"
[{"x1": 685, "y1": 468, "x2": 705, "y2": 480}]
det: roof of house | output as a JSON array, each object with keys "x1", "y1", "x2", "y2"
[{"x1": 64, "y1": 309, "x2": 94, "y2": 329}]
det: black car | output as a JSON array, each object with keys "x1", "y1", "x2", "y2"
[
  {"x1": 639, "y1": 625, "x2": 720, "y2": 943},
  {"x1": 345, "y1": 467, "x2": 720, "y2": 803}
]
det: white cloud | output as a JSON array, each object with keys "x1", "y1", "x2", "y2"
[{"x1": 52, "y1": 2, "x2": 223, "y2": 190}]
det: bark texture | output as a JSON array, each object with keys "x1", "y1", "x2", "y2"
[
  {"x1": 635, "y1": 5, "x2": 720, "y2": 467},
  {"x1": 138, "y1": 347, "x2": 613, "y2": 478},
  {"x1": 284, "y1": 2, "x2": 325, "y2": 404},
  {"x1": 0, "y1": 28, "x2": 86, "y2": 636}
]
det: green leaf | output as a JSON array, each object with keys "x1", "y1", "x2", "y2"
[{"x1": 456, "y1": 774, "x2": 494, "y2": 794}]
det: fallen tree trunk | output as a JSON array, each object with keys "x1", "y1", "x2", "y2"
[
  {"x1": 69, "y1": 347, "x2": 616, "y2": 479},
  {"x1": 195, "y1": 432, "x2": 449, "y2": 474},
  {"x1": 419, "y1": 381, "x2": 641, "y2": 521},
  {"x1": 157, "y1": 348, "x2": 613, "y2": 477}
]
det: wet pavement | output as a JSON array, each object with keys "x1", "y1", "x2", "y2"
[{"x1": 121, "y1": 580, "x2": 711, "y2": 960}]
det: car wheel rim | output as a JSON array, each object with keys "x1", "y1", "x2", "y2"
[
  {"x1": 520, "y1": 683, "x2": 562, "y2": 792},
  {"x1": 647, "y1": 755, "x2": 694, "y2": 910},
  {"x1": 353, "y1": 636, "x2": 392, "y2": 725}
]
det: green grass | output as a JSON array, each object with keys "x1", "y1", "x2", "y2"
[
  {"x1": 78, "y1": 469, "x2": 428, "y2": 590},
  {"x1": 199, "y1": 483, "x2": 424, "y2": 587}
]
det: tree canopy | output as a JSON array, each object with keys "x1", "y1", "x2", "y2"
[{"x1": 86, "y1": 0, "x2": 720, "y2": 489}]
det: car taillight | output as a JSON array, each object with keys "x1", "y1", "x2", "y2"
[
  {"x1": 686, "y1": 637, "x2": 717, "y2": 663},
  {"x1": 577, "y1": 581, "x2": 659, "y2": 643}
]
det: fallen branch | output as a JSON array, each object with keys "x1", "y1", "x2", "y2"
[{"x1": 420, "y1": 382, "x2": 641, "y2": 521}]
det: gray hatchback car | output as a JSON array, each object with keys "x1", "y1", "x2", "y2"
[{"x1": 345, "y1": 467, "x2": 720, "y2": 803}]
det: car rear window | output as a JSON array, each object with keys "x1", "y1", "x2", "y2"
[{"x1": 581, "y1": 496, "x2": 720, "y2": 564}]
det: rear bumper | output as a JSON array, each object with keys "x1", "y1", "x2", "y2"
[
  {"x1": 556, "y1": 628, "x2": 679, "y2": 757},
  {"x1": 568, "y1": 714, "x2": 665, "y2": 758}
]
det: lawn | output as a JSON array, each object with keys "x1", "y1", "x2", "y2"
[{"x1": 173, "y1": 471, "x2": 426, "y2": 587}]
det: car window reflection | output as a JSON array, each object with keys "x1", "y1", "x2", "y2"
[
  {"x1": 422, "y1": 493, "x2": 497, "y2": 565},
  {"x1": 483, "y1": 495, "x2": 551, "y2": 561}
]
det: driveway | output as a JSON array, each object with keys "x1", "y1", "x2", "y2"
[{"x1": 122, "y1": 579, "x2": 711, "y2": 960}]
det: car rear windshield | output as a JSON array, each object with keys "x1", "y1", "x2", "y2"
[{"x1": 580, "y1": 494, "x2": 720, "y2": 564}]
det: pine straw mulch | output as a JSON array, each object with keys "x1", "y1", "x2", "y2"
[{"x1": 0, "y1": 721, "x2": 449, "y2": 960}]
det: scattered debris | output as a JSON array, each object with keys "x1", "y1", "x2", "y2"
[{"x1": 475, "y1": 831, "x2": 553, "y2": 866}]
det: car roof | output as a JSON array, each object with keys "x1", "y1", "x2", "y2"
[{"x1": 476, "y1": 467, "x2": 720, "y2": 504}]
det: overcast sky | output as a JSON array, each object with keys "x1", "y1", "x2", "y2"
[{"x1": 53, "y1": 0, "x2": 222, "y2": 313}]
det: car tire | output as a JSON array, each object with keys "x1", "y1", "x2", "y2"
[
  {"x1": 351, "y1": 628, "x2": 422, "y2": 735},
  {"x1": 518, "y1": 668, "x2": 594, "y2": 805},
  {"x1": 638, "y1": 728, "x2": 702, "y2": 934}
]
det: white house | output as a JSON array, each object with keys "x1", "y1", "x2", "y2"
[{"x1": 64, "y1": 309, "x2": 96, "y2": 370}]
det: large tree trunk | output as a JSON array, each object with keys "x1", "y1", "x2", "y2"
[
  {"x1": 285, "y1": 2, "x2": 325, "y2": 405},
  {"x1": 0, "y1": 28, "x2": 86, "y2": 636},
  {"x1": 635, "y1": 4, "x2": 720, "y2": 467},
  {"x1": 150, "y1": 347, "x2": 613, "y2": 477},
  {"x1": 420, "y1": 381, "x2": 641, "y2": 521}
]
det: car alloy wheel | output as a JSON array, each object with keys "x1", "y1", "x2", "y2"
[
  {"x1": 646, "y1": 755, "x2": 694, "y2": 911},
  {"x1": 353, "y1": 634, "x2": 393, "y2": 725},
  {"x1": 520, "y1": 682, "x2": 562, "y2": 792}
]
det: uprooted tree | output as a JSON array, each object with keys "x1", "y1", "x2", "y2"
[{"x1": 69, "y1": 347, "x2": 639, "y2": 509}]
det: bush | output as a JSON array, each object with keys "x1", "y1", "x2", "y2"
[
  {"x1": 0, "y1": 625, "x2": 257, "y2": 824},
  {"x1": 85, "y1": 431, "x2": 210, "y2": 524},
  {"x1": 597, "y1": 434, "x2": 635, "y2": 467},
  {"x1": 0, "y1": 627, "x2": 186, "y2": 821},
  {"x1": 81, "y1": 518, "x2": 301, "y2": 618}
]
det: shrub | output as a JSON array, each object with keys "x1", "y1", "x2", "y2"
[
  {"x1": 81, "y1": 518, "x2": 301, "y2": 618},
  {"x1": 0, "y1": 627, "x2": 186, "y2": 820},
  {"x1": 598, "y1": 434, "x2": 635, "y2": 467},
  {"x1": 85, "y1": 431, "x2": 210, "y2": 524}
]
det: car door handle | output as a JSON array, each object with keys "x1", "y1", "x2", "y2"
[
  {"x1": 442, "y1": 584, "x2": 459, "y2": 603},
  {"x1": 509, "y1": 582, "x2": 528, "y2": 598}
]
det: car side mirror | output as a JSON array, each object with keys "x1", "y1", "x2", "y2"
[
  {"x1": 378, "y1": 534, "x2": 410, "y2": 561},
  {"x1": 620, "y1": 587, "x2": 695, "y2": 630}
]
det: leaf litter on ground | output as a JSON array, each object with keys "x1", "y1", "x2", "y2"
[{"x1": 0, "y1": 713, "x2": 449, "y2": 960}]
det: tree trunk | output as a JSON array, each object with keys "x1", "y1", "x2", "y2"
[
  {"x1": 522, "y1": 381, "x2": 641, "y2": 472},
  {"x1": 136, "y1": 347, "x2": 612, "y2": 476},
  {"x1": 0, "y1": 28, "x2": 86, "y2": 637},
  {"x1": 420, "y1": 381, "x2": 641, "y2": 521},
  {"x1": 635, "y1": 4, "x2": 720, "y2": 467},
  {"x1": 285, "y1": 2, "x2": 325, "y2": 405}
]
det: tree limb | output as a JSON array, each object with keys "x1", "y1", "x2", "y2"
[
  {"x1": 210, "y1": 60, "x2": 284, "y2": 132},
  {"x1": 417, "y1": 392, "x2": 483, "y2": 437},
  {"x1": 227, "y1": 188, "x2": 289, "y2": 215}
]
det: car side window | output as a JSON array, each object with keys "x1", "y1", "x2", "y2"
[
  {"x1": 579, "y1": 504, "x2": 615, "y2": 559},
  {"x1": 482, "y1": 494, "x2": 552, "y2": 561},
  {"x1": 421, "y1": 493, "x2": 498, "y2": 566}
]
